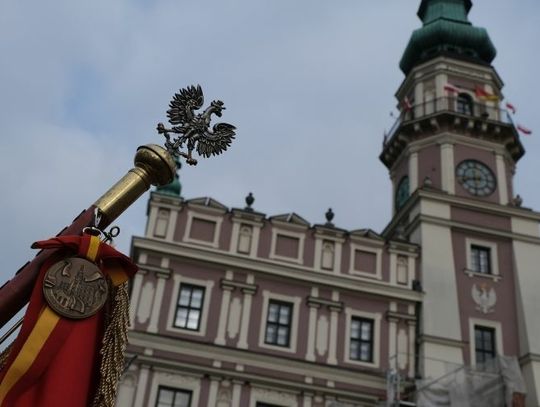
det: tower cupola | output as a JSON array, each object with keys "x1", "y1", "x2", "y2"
[{"x1": 400, "y1": 0, "x2": 497, "y2": 74}]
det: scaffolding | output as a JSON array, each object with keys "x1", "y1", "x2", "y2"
[{"x1": 386, "y1": 355, "x2": 526, "y2": 407}]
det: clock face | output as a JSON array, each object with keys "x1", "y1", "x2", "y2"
[
  {"x1": 456, "y1": 160, "x2": 496, "y2": 196},
  {"x1": 395, "y1": 176, "x2": 410, "y2": 210}
]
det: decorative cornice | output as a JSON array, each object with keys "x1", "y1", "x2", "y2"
[
  {"x1": 132, "y1": 237, "x2": 423, "y2": 302},
  {"x1": 519, "y1": 353, "x2": 540, "y2": 366},
  {"x1": 383, "y1": 188, "x2": 540, "y2": 240},
  {"x1": 386, "y1": 311, "x2": 417, "y2": 323},
  {"x1": 419, "y1": 334, "x2": 465, "y2": 349},
  {"x1": 128, "y1": 330, "x2": 388, "y2": 397},
  {"x1": 306, "y1": 296, "x2": 343, "y2": 311},
  {"x1": 137, "y1": 264, "x2": 171, "y2": 278},
  {"x1": 221, "y1": 279, "x2": 258, "y2": 294}
]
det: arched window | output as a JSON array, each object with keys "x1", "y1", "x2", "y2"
[{"x1": 457, "y1": 93, "x2": 473, "y2": 115}]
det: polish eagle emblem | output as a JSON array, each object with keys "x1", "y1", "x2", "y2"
[
  {"x1": 157, "y1": 85, "x2": 236, "y2": 165},
  {"x1": 472, "y1": 283, "x2": 497, "y2": 314}
]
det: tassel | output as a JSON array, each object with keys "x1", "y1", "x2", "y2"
[
  {"x1": 92, "y1": 282, "x2": 130, "y2": 407},
  {"x1": 0, "y1": 343, "x2": 13, "y2": 372}
]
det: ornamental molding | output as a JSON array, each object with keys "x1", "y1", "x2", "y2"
[
  {"x1": 132, "y1": 237, "x2": 423, "y2": 302},
  {"x1": 472, "y1": 283, "x2": 497, "y2": 314}
]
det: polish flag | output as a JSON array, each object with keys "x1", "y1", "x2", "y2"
[
  {"x1": 402, "y1": 96, "x2": 413, "y2": 111},
  {"x1": 517, "y1": 125, "x2": 532, "y2": 135},
  {"x1": 505, "y1": 102, "x2": 516, "y2": 114},
  {"x1": 444, "y1": 83, "x2": 459, "y2": 94}
]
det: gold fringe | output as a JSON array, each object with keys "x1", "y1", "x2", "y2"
[
  {"x1": 0, "y1": 342, "x2": 13, "y2": 371},
  {"x1": 92, "y1": 282, "x2": 130, "y2": 407}
]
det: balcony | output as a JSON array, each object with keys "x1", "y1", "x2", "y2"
[{"x1": 381, "y1": 96, "x2": 524, "y2": 168}]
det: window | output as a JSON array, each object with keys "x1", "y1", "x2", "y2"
[
  {"x1": 475, "y1": 326, "x2": 496, "y2": 367},
  {"x1": 457, "y1": 93, "x2": 473, "y2": 115},
  {"x1": 350, "y1": 317, "x2": 374, "y2": 363},
  {"x1": 265, "y1": 301, "x2": 292, "y2": 347},
  {"x1": 174, "y1": 284, "x2": 205, "y2": 330},
  {"x1": 156, "y1": 386, "x2": 192, "y2": 407},
  {"x1": 471, "y1": 245, "x2": 491, "y2": 274}
]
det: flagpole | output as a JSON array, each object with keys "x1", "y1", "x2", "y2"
[{"x1": 0, "y1": 144, "x2": 175, "y2": 329}]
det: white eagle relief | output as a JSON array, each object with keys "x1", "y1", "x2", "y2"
[{"x1": 472, "y1": 283, "x2": 497, "y2": 314}]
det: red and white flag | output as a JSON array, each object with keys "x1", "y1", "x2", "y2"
[
  {"x1": 505, "y1": 102, "x2": 516, "y2": 114},
  {"x1": 402, "y1": 96, "x2": 413, "y2": 111},
  {"x1": 444, "y1": 83, "x2": 459, "y2": 94},
  {"x1": 517, "y1": 124, "x2": 532, "y2": 135}
]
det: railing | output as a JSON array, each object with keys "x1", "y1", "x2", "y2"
[{"x1": 386, "y1": 97, "x2": 514, "y2": 142}]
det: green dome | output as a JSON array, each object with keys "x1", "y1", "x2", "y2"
[
  {"x1": 156, "y1": 157, "x2": 182, "y2": 197},
  {"x1": 400, "y1": 0, "x2": 496, "y2": 74}
]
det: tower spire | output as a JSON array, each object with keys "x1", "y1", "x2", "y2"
[{"x1": 400, "y1": 0, "x2": 496, "y2": 74}]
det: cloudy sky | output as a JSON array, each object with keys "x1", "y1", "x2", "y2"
[{"x1": 1, "y1": 0, "x2": 539, "y2": 300}]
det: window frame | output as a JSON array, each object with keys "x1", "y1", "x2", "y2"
[
  {"x1": 183, "y1": 211, "x2": 223, "y2": 248},
  {"x1": 470, "y1": 245, "x2": 491, "y2": 275},
  {"x1": 468, "y1": 318, "x2": 503, "y2": 368},
  {"x1": 465, "y1": 238, "x2": 499, "y2": 280},
  {"x1": 344, "y1": 308, "x2": 381, "y2": 368},
  {"x1": 155, "y1": 386, "x2": 192, "y2": 407},
  {"x1": 349, "y1": 317, "x2": 375, "y2": 363},
  {"x1": 474, "y1": 325, "x2": 496, "y2": 367},
  {"x1": 258, "y1": 291, "x2": 301, "y2": 353},
  {"x1": 148, "y1": 371, "x2": 201, "y2": 407},
  {"x1": 264, "y1": 300, "x2": 293, "y2": 348},
  {"x1": 456, "y1": 92, "x2": 474, "y2": 115},
  {"x1": 348, "y1": 242, "x2": 383, "y2": 280},
  {"x1": 166, "y1": 275, "x2": 214, "y2": 337},
  {"x1": 269, "y1": 228, "x2": 305, "y2": 264},
  {"x1": 173, "y1": 283, "x2": 206, "y2": 331}
]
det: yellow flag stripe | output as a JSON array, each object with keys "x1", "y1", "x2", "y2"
[
  {"x1": 87, "y1": 235, "x2": 100, "y2": 262},
  {"x1": 0, "y1": 236, "x2": 102, "y2": 405},
  {"x1": 0, "y1": 307, "x2": 60, "y2": 405}
]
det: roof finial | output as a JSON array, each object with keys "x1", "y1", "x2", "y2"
[
  {"x1": 245, "y1": 192, "x2": 255, "y2": 211},
  {"x1": 325, "y1": 208, "x2": 335, "y2": 227}
]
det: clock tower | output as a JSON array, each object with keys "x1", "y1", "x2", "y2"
[{"x1": 382, "y1": 0, "x2": 540, "y2": 404}]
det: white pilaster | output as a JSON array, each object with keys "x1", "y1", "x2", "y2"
[
  {"x1": 147, "y1": 273, "x2": 168, "y2": 333},
  {"x1": 408, "y1": 320, "x2": 416, "y2": 378},
  {"x1": 165, "y1": 208, "x2": 179, "y2": 241},
  {"x1": 207, "y1": 377, "x2": 220, "y2": 407},
  {"x1": 303, "y1": 393, "x2": 313, "y2": 407},
  {"x1": 440, "y1": 143, "x2": 455, "y2": 194},
  {"x1": 215, "y1": 270, "x2": 234, "y2": 345},
  {"x1": 133, "y1": 365, "x2": 150, "y2": 407},
  {"x1": 326, "y1": 290, "x2": 340, "y2": 365},
  {"x1": 232, "y1": 381, "x2": 242, "y2": 406},
  {"x1": 495, "y1": 153, "x2": 509, "y2": 205},
  {"x1": 409, "y1": 151, "x2": 419, "y2": 193},
  {"x1": 237, "y1": 274, "x2": 255, "y2": 349},
  {"x1": 389, "y1": 302, "x2": 398, "y2": 369},
  {"x1": 306, "y1": 287, "x2": 319, "y2": 362},
  {"x1": 129, "y1": 270, "x2": 145, "y2": 327},
  {"x1": 145, "y1": 205, "x2": 158, "y2": 238}
]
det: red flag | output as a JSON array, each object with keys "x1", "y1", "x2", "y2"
[
  {"x1": 506, "y1": 102, "x2": 516, "y2": 114},
  {"x1": 444, "y1": 84, "x2": 459, "y2": 94},
  {"x1": 517, "y1": 125, "x2": 532, "y2": 135},
  {"x1": 402, "y1": 96, "x2": 413, "y2": 111},
  {"x1": 0, "y1": 235, "x2": 137, "y2": 407}
]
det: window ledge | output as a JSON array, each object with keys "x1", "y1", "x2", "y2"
[{"x1": 464, "y1": 269, "x2": 501, "y2": 282}]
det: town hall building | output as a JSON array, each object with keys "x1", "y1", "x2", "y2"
[{"x1": 117, "y1": 1, "x2": 540, "y2": 406}]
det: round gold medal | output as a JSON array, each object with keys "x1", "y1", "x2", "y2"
[{"x1": 43, "y1": 257, "x2": 109, "y2": 319}]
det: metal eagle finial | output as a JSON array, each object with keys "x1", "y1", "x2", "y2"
[{"x1": 157, "y1": 85, "x2": 236, "y2": 165}]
